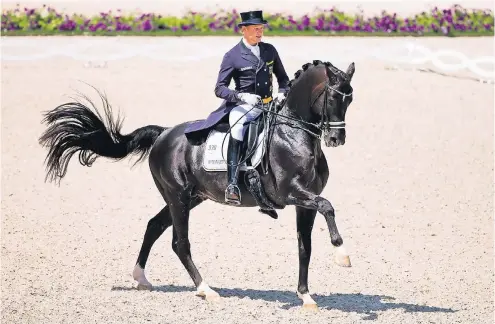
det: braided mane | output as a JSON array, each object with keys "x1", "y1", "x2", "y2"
[{"x1": 287, "y1": 60, "x2": 350, "y2": 88}]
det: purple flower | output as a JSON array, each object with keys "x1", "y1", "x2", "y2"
[
  {"x1": 142, "y1": 19, "x2": 152, "y2": 31},
  {"x1": 301, "y1": 15, "x2": 310, "y2": 27},
  {"x1": 0, "y1": 4, "x2": 492, "y2": 35},
  {"x1": 59, "y1": 19, "x2": 77, "y2": 31}
]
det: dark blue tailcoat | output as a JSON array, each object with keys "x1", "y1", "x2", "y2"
[{"x1": 184, "y1": 39, "x2": 290, "y2": 136}]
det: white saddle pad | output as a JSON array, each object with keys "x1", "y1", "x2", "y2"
[{"x1": 202, "y1": 128, "x2": 267, "y2": 172}]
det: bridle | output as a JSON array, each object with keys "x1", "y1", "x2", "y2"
[
  {"x1": 260, "y1": 77, "x2": 353, "y2": 139},
  {"x1": 221, "y1": 75, "x2": 353, "y2": 167},
  {"x1": 310, "y1": 79, "x2": 353, "y2": 134},
  {"x1": 221, "y1": 65, "x2": 353, "y2": 167}
]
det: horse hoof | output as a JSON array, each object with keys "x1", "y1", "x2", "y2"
[
  {"x1": 137, "y1": 283, "x2": 153, "y2": 291},
  {"x1": 335, "y1": 246, "x2": 352, "y2": 267},
  {"x1": 302, "y1": 303, "x2": 319, "y2": 311},
  {"x1": 133, "y1": 264, "x2": 153, "y2": 290},
  {"x1": 196, "y1": 282, "x2": 221, "y2": 302},
  {"x1": 297, "y1": 292, "x2": 318, "y2": 310},
  {"x1": 206, "y1": 292, "x2": 222, "y2": 303},
  {"x1": 335, "y1": 254, "x2": 352, "y2": 267}
]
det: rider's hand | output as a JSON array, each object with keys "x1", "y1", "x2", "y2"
[
  {"x1": 274, "y1": 92, "x2": 286, "y2": 101},
  {"x1": 237, "y1": 93, "x2": 261, "y2": 106}
]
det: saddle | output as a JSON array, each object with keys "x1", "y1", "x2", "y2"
[
  {"x1": 202, "y1": 112, "x2": 270, "y2": 174},
  {"x1": 189, "y1": 101, "x2": 281, "y2": 216}
]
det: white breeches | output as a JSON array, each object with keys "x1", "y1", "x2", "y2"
[{"x1": 229, "y1": 103, "x2": 263, "y2": 141}]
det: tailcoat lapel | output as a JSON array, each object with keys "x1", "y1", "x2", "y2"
[{"x1": 239, "y1": 40, "x2": 260, "y2": 67}]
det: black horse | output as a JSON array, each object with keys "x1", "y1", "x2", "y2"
[{"x1": 39, "y1": 59, "x2": 355, "y2": 309}]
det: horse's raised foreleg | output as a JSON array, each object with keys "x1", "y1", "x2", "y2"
[
  {"x1": 288, "y1": 192, "x2": 351, "y2": 268},
  {"x1": 295, "y1": 206, "x2": 318, "y2": 309},
  {"x1": 169, "y1": 200, "x2": 221, "y2": 302}
]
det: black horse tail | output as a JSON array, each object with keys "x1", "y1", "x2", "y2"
[{"x1": 38, "y1": 90, "x2": 166, "y2": 184}]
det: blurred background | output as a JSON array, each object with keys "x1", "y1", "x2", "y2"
[{"x1": 2, "y1": 0, "x2": 494, "y2": 16}]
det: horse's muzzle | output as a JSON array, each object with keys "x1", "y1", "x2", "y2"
[{"x1": 324, "y1": 129, "x2": 346, "y2": 147}]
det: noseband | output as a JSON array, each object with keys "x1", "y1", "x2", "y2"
[{"x1": 310, "y1": 79, "x2": 353, "y2": 134}]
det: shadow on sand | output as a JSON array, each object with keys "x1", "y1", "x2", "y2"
[{"x1": 111, "y1": 284, "x2": 456, "y2": 320}]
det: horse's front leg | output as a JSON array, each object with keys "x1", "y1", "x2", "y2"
[
  {"x1": 288, "y1": 192, "x2": 351, "y2": 268},
  {"x1": 295, "y1": 206, "x2": 319, "y2": 309}
]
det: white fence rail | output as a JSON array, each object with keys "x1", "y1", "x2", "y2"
[{"x1": 372, "y1": 41, "x2": 494, "y2": 81}]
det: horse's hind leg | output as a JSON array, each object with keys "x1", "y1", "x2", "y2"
[
  {"x1": 133, "y1": 197, "x2": 204, "y2": 290},
  {"x1": 170, "y1": 226, "x2": 220, "y2": 301},
  {"x1": 169, "y1": 196, "x2": 221, "y2": 302},
  {"x1": 133, "y1": 206, "x2": 172, "y2": 290}
]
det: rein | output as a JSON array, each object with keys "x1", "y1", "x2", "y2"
[{"x1": 220, "y1": 66, "x2": 353, "y2": 166}]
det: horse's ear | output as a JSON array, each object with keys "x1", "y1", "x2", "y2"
[{"x1": 346, "y1": 62, "x2": 355, "y2": 80}]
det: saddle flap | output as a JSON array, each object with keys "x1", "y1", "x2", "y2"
[
  {"x1": 202, "y1": 103, "x2": 274, "y2": 172},
  {"x1": 246, "y1": 119, "x2": 260, "y2": 162},
  {"x1": 202, "y1": 127, "x2": 267, "y2": 172}
]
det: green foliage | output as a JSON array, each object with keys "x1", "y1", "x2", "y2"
[{"x1": 2, "y1": 5, "x2": 493, "y2": 36}]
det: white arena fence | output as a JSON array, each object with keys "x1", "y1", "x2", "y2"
[{"x1": 2, "y1": 38, "x2": 493, "y2": 84}]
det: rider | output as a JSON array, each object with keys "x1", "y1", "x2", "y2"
[{"x1": 214, "y1": 10, "x2": 290, "y2": 205}]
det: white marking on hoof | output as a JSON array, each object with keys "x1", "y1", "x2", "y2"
[
  {"x1": 132, "y1": 264, "x2": 153, "y2": 290},
  {"x1": 196, "y1": 282, "x2": 221, "y2": 302},
  {"x1": 335, "y1": 245, "x2": 352, "y2": 267},
  {"x1": 297, "y1": 292, "x2": 318, "y2": 310}
]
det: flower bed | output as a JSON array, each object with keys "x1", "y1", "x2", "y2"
[{"x1": 2, "y1": 4, "x2": 493, "y2": 36}]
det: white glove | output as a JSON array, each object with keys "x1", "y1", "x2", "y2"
[
  {"x1": 238, "y1": 93, "x2": 261, "y2": 106},
  {"x1": 274, "y1": 92, "x2": 286, "y2": 101}
]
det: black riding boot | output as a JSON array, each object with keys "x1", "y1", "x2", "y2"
[{"x1": 225, "y1": 135, "x2": 243, "y2": 204}]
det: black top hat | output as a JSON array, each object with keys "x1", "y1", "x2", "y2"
[{"x1": 238, "y1": 10, "x2": 267, "y2": 27}]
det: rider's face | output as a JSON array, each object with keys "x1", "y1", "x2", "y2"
[{"x1": 242, "y1": 24, "x2": 264, "y2": 45}]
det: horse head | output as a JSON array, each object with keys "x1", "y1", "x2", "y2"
[{"x1": 285, "y1": 60, "x2": 355, "y2": 147}]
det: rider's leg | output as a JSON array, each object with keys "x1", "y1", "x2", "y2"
[
  {"x1": 230, "y1": 104, "x2": 264, "y2": 140},
  {"x1": 225, "y1": 104, "x2": 249, "y2": 204},
  {"x1": 225, "y1": 104, "x2": 263, "y2": 204}
]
